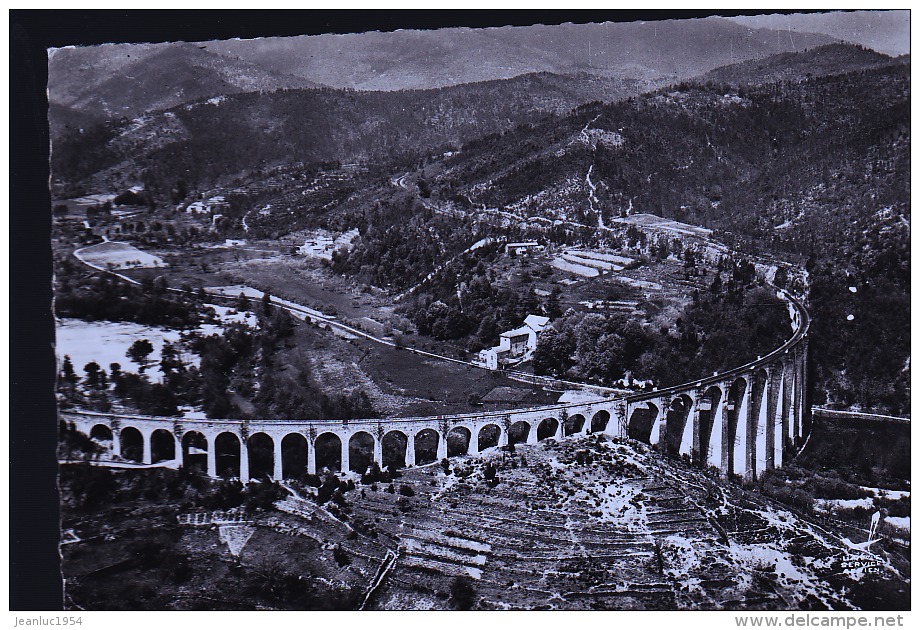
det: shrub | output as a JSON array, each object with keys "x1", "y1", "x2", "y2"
[
  {"x1": 878, "y1": 496, "x2": 910, "y2": 518},
  {"x1": 835, "y1": 506, "x2": 872, "y2": 522},
  {"x1": 243, "y1": 481, "x2": 288, "y2": 511},
  {"x1": 212, "y1": 480, "x2": 244, "y2": 510},
  {"x1": 450, "y1": 576, "x2": 477, "y2": 610},
  {"x1": 811, "y1": 476, "x2": 871, "y2": 500},
  {"x1": 316, "y1": 474, "x2": 341, "y2": 504},
  {"x1": 332, "y1": 489, "x2": 348, "y2": 507},
  {"x1": 332, "y1": 544, "x2": 350, "y2": 567}
]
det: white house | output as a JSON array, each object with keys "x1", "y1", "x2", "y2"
[
  {"x1": 500, "y1": 326, "x2": 531, "y2": 355},
  {"x1": 523, "y1": 314, "x2": 550, "y2": 341},
  {"x1": 186, "y1": 195, "x2": 228, "y2": 215},
  {"x1": 478, "y1": 313, "x2": 550, "y2": 370},
  {"x1": 505, "y1": 242, "x2": 544, "y2": 256}
]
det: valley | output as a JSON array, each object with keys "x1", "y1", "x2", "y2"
[{"x1": 42, "y1": 15, "x2": 911, "y2": 612}]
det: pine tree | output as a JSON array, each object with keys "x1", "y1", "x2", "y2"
[
  {"x1": 237, "y1": 292, "x2": 251, "y2": 312},
  {"x1": 127, "y1": 339, "x2": 155, "y2": 373},
  {"x1": 109, "y1": 363, "x2": 123, "y2": 392},
  {"x1": 546, "y1": 287, "x2": 563, "y2": 319},
  {"x1": 83, "y1": 361, "x2": 102, "y2": 388},
  {"x1": 159, "y1": 342, "x2": 186, "y2": 379},
  {"x1": 61, "y1": 355, "x2": 78, "y2": 386}
]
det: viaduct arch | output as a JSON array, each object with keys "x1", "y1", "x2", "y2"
[{"x1": 63, "y1": 290, "x2": 809, "y2": 484}]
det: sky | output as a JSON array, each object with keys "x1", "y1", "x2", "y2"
[{"x1": 729, "y1": 10, "x2": 910, "y2": 57}]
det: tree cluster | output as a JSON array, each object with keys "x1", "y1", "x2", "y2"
[
  {"x1": 534, "y1": 281, "x2": 790, "y2": 388},
  {"x1": 331, "y1": 192, "x2": 480, "y2": 291},
  {"x1": 58, "y1": 288, "x2": 377, "y2": 421},
  {"x1": 55, "y1": 271, "x2": 205, "y2": 329},
  {"x1": 399, "y1": 245, "x2": 558, "y2": 349}
]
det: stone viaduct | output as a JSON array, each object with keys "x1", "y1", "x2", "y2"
[{"x1": 62, "y1": 289, "x2": 809, "y2": 484}]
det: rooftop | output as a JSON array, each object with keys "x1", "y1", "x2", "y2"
[{"x1": 524, "y1": 314, "x2": 550, "y2": 331}]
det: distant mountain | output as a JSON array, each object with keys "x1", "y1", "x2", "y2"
[
  {"x1": 48, "y1": 16, "x2": 841, "y2": 130},
  {"x1": 729, "y1": 10, "x2": 909, "y2": 57},
  {"x1": 698, "y1": 43, "x2": 898, "y2": 85},
  {"x1": 205, "y1": 17, "x2": 839, "y2": 90},
  {"x1": 48, "y1": 41, "x2": 320, "y2": 131},
  {"x1": 50, "y1": 71, "x2": 641, "y2": 193}
]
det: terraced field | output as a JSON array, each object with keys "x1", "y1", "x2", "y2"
[
  {"x1": 342, "y1": 436, "x2": 909, "y2": 610},
  {"x1": 59, "y1": 433, "x2": 909, "y2": 610}
]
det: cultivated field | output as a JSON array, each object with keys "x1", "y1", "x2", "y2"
[
  {"x1": 56, "y1": 319, "x2": 192, "y2": 377},
  {"x1": 75, "y1": 241, "x2": 166, "y2": 270},
  {"x1": 56, "y1": 306, "x2": 257, "y2": 384},
  {"x1": 612, "y1": 213, "x2": 714, "y2": 238},
  {"x1": 273, "y1": 318, "x2": 559, "y2": 417}
]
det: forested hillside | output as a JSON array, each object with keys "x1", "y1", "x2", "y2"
[
  {"x1": 441, "y1": 59, "x2": 908, "y2": 241},
  {"x1": 48, "y1": 15, "x2": 837, "y2": 123},
  {"x1": 50, "y1": 72, "x2": 637, "y2": 197},
  {"x1": 51, "y1": 46, "x2": 910, "y2": 415},
  {"x1": 204, "y1": 17, "x2": 837, "y2": 90},
  {"x1": 48, "y1": 41, "x2": 320, "y2": 134},
  {"x1": 699, "y1": 43, "x2": 900, "y2": 86},
  {"x1": 343, "y1": 55, "x2": 911, "y2": 414}
]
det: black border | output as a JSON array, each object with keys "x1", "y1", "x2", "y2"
[
  {"x1": 11, "y1": 10, "x2": 796, "y2": 47},
  {"x1": 9, "y1": 8, "x2": 830, "y2": 612},
  {"x1": 11, "y1": 12, "x2": 60, "y2": 612}
]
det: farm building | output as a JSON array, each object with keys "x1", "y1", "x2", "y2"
[
  {"x1": 505, "y1": 241, "x2": 544, "y2": 256},
  {"x1": 501, "y1": 326, "x2": 531, "y2": 355},
  {"x1": 185, "y1": 195, "x2": 228, "y2": 214},
  {"x1": 478, "y1": 314, "x2": 550, "y2": 370}
]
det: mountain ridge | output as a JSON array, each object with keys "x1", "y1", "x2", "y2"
[
  {"x1": 49, "y1": 17, "x2": 842, "y2": 130},
  {"x1": 48, "y1": 41, "x2": 321, "y2": 132},
  {"x1": 50, "y1": 70, "x2": 643, "y2": 193},
  {"x1": 204, "y1": 18, "x2": 840, "y2": 89},
  {"x1": 699, "y1": 42, "x2": 898, "y2": 85}
]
